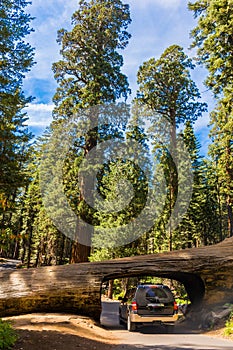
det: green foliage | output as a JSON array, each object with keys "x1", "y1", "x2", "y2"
[
  {"x1": 189, "y1": 0, "x2": 233, "y2": 236},
  {"x1": 0, "y1": 0, "x2": 35, "y2": 256},
  {"x1": 89, "y1": 115, "x2": 153, "y2": 256},
  {"x1": 224, "y1": 312, "x2": 233, "y2": 336},
  {"x1": 1, "y1": 0, "x2": 230, "y2": 265},
  {"x1": 189, "y1": 0, "x2": 233, "y2": 95},
  {"x1": 52, "y1": 0, "x2": 131, "y2": 114},
  {"x1": 50, "y1": 0, "x2": 131, "y2": 262},
  {"x1": 136, "y1": 45, "x2": 207, "y2": 127},
  {"x1": 174, "y1": 123, "x2": 223, "y2": 247},
  {"x1": 0, "y1": 319, "x2": 17, "y2": 349},
  {"x1": 89, "y1": 247, "x2": 113, "y2": 262},
  {"x1": 17, "y1": 144, "x2": 72, "y2": 267},
  {"x1": 135, "y1": 45, "x2": 207, "y2": 251},
  {"x1": 208, "y1": 96, "x2": 233, "y2": 237}
]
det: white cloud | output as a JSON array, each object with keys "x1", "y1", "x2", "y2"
[{"x1": 25, "y1": 103, "x2": 54, "y2": 127}]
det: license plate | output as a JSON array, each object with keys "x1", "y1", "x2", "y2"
[{"x1": 147, "y1": 303, "x2": 164, "y2": 308}]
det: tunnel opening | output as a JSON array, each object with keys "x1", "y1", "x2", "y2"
[
  {"x1": 102, "y1": 271, "x2": 205, "y2": 305},
  {"x1": 100, "y1": 271, "x2": 205, "y2": 328}
]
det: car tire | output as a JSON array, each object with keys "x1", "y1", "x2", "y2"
[
  {"x1": 127, "y1": 314, "x2": 136, "y2": 332},
  {"x1": 119, "y1": 315, "x2": 124, "y2": 326}
]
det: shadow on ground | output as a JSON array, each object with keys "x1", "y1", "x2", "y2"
[
  {"x1": 13, "y1": 329, "x2": 116, "y2": 350},
  {"x1": 13, "y1": 328, "x2": 233, "y2": 350}
]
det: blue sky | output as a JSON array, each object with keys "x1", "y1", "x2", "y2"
[{"x1": 24, "y1": 0, "x2": 214, "y2": 155}]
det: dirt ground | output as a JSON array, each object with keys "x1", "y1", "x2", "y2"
[
  {"x1": 3, "y1": 313, "x2": 232, "y2": 350},
  {"x1": 6, "y1": 313, "x2": 119, "y2": 350},
  {"x1": 204, "y1": 320, "x2": 233, "y2": 341}
]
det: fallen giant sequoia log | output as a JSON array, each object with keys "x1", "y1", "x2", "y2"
[{"x1": 0, "y1": 237, "x2": 232, "y2": 323}]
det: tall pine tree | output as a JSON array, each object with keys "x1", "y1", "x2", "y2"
[
  {"x1": 51, "y1": 0, "x2": 131, "y2": 262},
  {"x1": 189, "y1": 0, "x2": 233, "y2": 236},
  {"x1": 136, "y1": 45, "x2": 207, "y2": 250},
  {"x1": 0, "y1": 0, "x2": 34, "y2": 257}
]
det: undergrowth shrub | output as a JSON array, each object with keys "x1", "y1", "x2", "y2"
[
  {"x1": 0, "y1": 319, "x2": 17, "y2": 349},
  {"x1": 224, "y1": 312, "x2": 233, "y2": 336}
]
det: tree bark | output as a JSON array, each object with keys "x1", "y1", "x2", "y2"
[
  {"x1": 226, "y1": 141, "x2": 233, "y2": 237},
  {"x1": 71, "y1": 111, "x2": 98, "y2": 263},
  {"x1": 227, "y1": 196, "x2": 233, "y2": 237},
  {"x1": 107, "y1": 279, "x2": 114, "y2": 299},
  {"x1": 70, "y1": 242, "x2": 91, "y2": 263}
]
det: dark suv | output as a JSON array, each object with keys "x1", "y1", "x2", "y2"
[{"x1": 119, "y1": 284, "x2": 178, "y2": 331}]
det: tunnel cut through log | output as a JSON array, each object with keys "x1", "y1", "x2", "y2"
[{"x1": 102, "y1": 271, "x2": 205, "y2": 306}]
